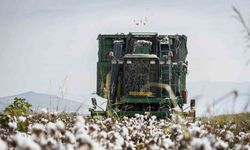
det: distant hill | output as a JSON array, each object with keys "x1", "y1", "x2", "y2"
[
  {"x1": 0, "y1": 91, "x2": 90, "y2": 114},
  {"x1": 187, "y1": 81, "x2": 250, "y2": 116}
]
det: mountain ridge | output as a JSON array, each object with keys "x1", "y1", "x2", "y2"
[{"x1": 0, "y1": 91, "x2": 90, "y2": 114}]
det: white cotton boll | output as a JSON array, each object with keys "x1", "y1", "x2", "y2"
[
  {"x1": 243, "y1": 144, "x2": 250, "y2": 149},
  {"x1": 46, "y1": 122, "x2": 57, "y2": 134},
  {"x1": 76, "y1": 133, "x2": 103, "y2": 150},
  {"x1": 32, "y1": 123, "x2": 45, "y2": 132},
  {"x1": 153, "y1": 131, "x2": 162, "y2": 138},
  {"x1": 107, "y1": 143, "x2": 115, "y2": 149},
  {"x1": 56, "y1": 120, "x2": 65, "y2": 131},
  {"x1": 76, "y1": 116, "x2": 85, "y2": 123},
  {"x1": 18, "y1": 116, "x2": 26, "y2": 122},
  {"x1": 123, "y1": 116, "x2": 129, "y2": 120},
  {"x1": 230, "y1": 124, "x2": 236, "y2": 130},
  {"x1": 40, "y1": 108, "x2": 48, "y2": 114},
  {"x1": 246, "y1": 133, "x2": 250, "y2": 138},
  {"x1": 225, "y1": 130, "x2": 234, "y2": 142},
  {"x1": 107, "y1": 131, "x2": 114, "y2": 139},
  {"x1": 24, "y1": 138, "x2": 41, "y2": 150},
  {"x1": 147, "y1": 126, "x2": 152, "y2": 130},
  {"x1": 76, "y1": 133, "x2": 91, "y2": 143},
  {"x1": 237, "y1": 132, "x2": 247, "y2": 141},
  {"x1": 121, "y1": 126, "x2": 129, "y2": 137},
  {"x1": 214, "y1": 139, "x2": 228, "y2": 149},
  {"x1": 12, "y1": 133, "x2": 25, "y2": 146},
  {"x1": 46, "y1": 137, "x2": 57, "y2": 149},
  {"x1": 206, "y1": 134, "x2": 216, "y2": 145},
  {"x1": 8, "y1": 122, "x2": 17, "y2": 129},
  {"x1": 65, "y1": 144, "x2": 74, "y2": 150},
  {"x1": 219, "y1": 129, "x2": 225, "y2": 135},
  {"x1": 0, "y1": 139, "x2": 7, "y2": 150},
  {"x1": 95, "y1": 120, "x2": 102, "y2": 125},
  {"x1": 56, "y1": 141, "x2": 65, "y2": 150},
  {"x1": 47, "y1": 122, "x2": 56, "y2": 130},
  {"x1": 240, "y1": 132, "x2": 250, "y2": 142},
  {"x1": 134, "y1": 114, "x2": 140, "y2": 118},
  {"x1": 89, "y1": 124, "x2": 99, "y2": 136},
  {"x1": 194, "y1": 121, "x2": 202, "y2": 126},
  {"x1": 235, "y1": 144, "x2": 250, "y2": 150},
  {"x1": 189, "y1": 125, "x2": 201, "y2": 137},
  {"x1": 39, "y1": 137, "x2": 47, "y2": 146},
  {"x1": 158, "y1": 122, "x2": 165, "y2": 128},
  {"x1": 151, "y1": 115, "x2": 157, "y2": 120},
  {"x1": 103, "y1": 118, "x2": 112, "y2": 124},
  {"x1": 133, "y1": 125, "x2": 140, "y2": 130},
  {"x1": 191, "y1": 137, "x2": 212, "y2": 150},
  {"x1": 41, "y1": 118, "x2": 48, "y2": 123},
  {"x1": 65, "y1": 131, "x2": 76, "y2": 144},
  {"x1": 234, "y1": 144, "x2": 243, "y2": 150},
  {"x1": 98, "y1": 131, "x2": 107, "y2": 139},
  {"x1": 150, "y1": 144, "x2": 160, "y2": 150},
  {"x1": 137, "y1": 132, "x2": 145, "y2": 139},
  {"x1": 176, "y1": 134, "x2": 184, "y2": 141},
  {"x1": 162, "y1": 138, "x2": 174, "y2": 149},
  {"x1": 170, "y1": 124, "x2": 181, "y2": 133},
  {"x1": 124, "y1": 141, "x2": 136, "y2": 150},
  {"x1": 74, "y1": 122, "x2": 84, "y2": 132},
  {"x1": 113, "y1": 144, "x2": 122, "y2": 150},
  {"x1": 114, "y1": 134, "x2": 124, "y2": 148},
  {"x1": 27, "y1": 124, "x2": 33, "y2": 133},
  {"x1": 19, "y1": 132, "x2": 30, "y2": 138},
  {"x1": 138, "y1": 114, "x2": 144, "y2": 119},
  {"x1": 128, "y1": 141, "x2": 136, "y2": 149},
  {"x1": 239, "y1": 131, "x2": 245, "y2": 137},
  {"x1": 200, "y1": 129, "x2": 208, "y2": 137},
  {"x1": 13, "y1": 133, "x2": 41, "y2": 150},
  {"x1": 54, "y1": 130, "x2": 63, "y2": 139},
  {"x1": 113, "y1": 124, "x2": 121, "y2": 131},
  {"x1": 76, "y1": 116, "x2": 85, "y2": 126},
  {"x1": 51, "y1": 111, "x2": 59, "y2": 115}
]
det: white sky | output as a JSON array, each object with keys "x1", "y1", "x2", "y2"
[{"x1": 0, "y1": 0, "x2": 250, "y2": 101}]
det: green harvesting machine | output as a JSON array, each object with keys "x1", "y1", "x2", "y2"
[{"x1": 90, "y1": 32, "x2": 195, "y2": 118}]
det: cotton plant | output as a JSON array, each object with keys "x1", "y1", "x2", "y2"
[{"x1": 1, "y1": 112, "x2": 250, "y2": 149}]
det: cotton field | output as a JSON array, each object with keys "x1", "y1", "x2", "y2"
[{"x1": 0, "y1": 111, "x2": 250, "y2": 150}]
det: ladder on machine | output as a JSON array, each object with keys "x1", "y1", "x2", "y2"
[{"x1": 160, "y1": 44, "x2": 169, "y2": 84}]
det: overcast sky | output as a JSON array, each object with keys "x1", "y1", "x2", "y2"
[{"x1": 0, "y1": 0, "x2": 250, "y2": 101}]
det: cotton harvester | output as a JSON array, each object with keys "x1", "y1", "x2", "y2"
[{"x1": 89, "y1": 32, "x2": 195, "y2": 119}]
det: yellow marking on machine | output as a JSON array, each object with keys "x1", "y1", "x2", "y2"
[{"x1": 129, "y1": 91, "x2": 153, "y2": 97}]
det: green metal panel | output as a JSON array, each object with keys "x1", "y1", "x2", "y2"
[
  {"x1": 98, "y1": 34, "x2": 126, "y2": 62},
  {"x1": 134, "y1": 45, "x2": 150, "y2": 54},
  {"x1": 96, "y1": 61, "x2": 111, "y2": 97},
  {"x1": 97, "y1": 34, "x2": 127, "y2": 97},
  {"x1": 177, "y1": 35, "x2": 188, "y2": 62}
]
